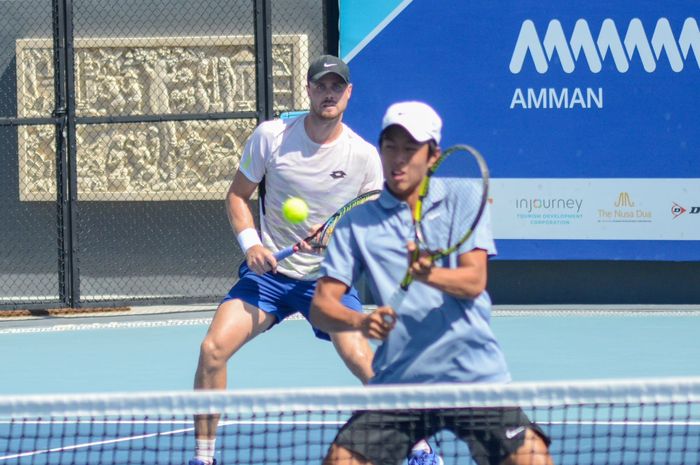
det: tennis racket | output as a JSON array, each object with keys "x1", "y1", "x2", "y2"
[
  {"x1": 273, "y1": 189, "x2": 382, "y2": 262},
  {"x1": 386, "y1": 144, "x2": 490, "y2": 311}
]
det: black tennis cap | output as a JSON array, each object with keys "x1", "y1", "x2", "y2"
[{"x1": 307, "y1": 55, "x2": 350, "y2": 83}]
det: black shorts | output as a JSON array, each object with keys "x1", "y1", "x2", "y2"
[{"x1": 332, "y1": 407, "x2": 551, "y2": 465}]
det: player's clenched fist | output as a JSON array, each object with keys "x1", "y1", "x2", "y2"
[{"x1": 361, "y1": 306, "x2": 396, "y2": 341}]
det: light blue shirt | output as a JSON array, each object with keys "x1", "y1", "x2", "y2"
[{"x1": 320, "y1": 186, "x2": 511, "y2": 385}]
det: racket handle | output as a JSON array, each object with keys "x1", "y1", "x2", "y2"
[
  {"x1": 274, "y1": 245, "x2": 296, "y2": 261},
  {"x1": 386, "y1": 288, "x2": 407, "y2": 311}
]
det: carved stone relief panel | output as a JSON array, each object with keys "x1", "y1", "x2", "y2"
[{"x1": 16, "y1": 35, "x2": 309, "y2": 201}]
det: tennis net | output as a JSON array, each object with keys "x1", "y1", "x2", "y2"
[{"x1": 1, "y1": 377, "x2": 699, "y2": 464}]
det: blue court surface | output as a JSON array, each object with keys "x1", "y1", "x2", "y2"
[{"x1": 1, "y1": 308, "x2": 699, "y2": 464}]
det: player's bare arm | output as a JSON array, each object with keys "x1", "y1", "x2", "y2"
[
  {"x1": 227, "y1": 170, "x2": 277, "y2": 274},
  {"x1": 311, "y1": 277, "x2": 396, "y2": 340},
  {"x1": 310, "y1": 277, "x2": 362, "y2": 332},
  {"x1": 407, "y1": 241, "x2": 488, "y2": 299}
]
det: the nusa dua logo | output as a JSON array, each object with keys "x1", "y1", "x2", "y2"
[{"x1": 510, "y1": 17, "x2": 700, "y2": 73}]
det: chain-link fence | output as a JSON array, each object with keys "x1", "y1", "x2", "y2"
[{"x1": 1, "y1": 0, "x2": 332, "y2": 310}]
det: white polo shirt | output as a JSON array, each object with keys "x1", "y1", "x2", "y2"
[{"x1": 238, "y1": 115, "x2": 383, "y2": 280}]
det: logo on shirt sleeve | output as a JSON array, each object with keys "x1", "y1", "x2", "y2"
[{"x1": 241, "y1": 152, "x2": 252, "y2": 171}]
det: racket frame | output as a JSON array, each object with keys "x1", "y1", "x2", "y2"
[
  {"x1": 395, "y1": 144, "x2": 490, "y2": 299},
  {"x1": 273, "y1": 189, "x2": 382, "y2": 261}
]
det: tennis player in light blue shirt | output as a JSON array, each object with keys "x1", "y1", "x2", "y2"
[
  {"x1": 319, "y1": 174, "x2": 508, "y2": 385},
  {"x1": 311, "y1": 101, "x2": 553, "y2": 465},
  {"x1": 312, "y1": 104, "x2": 508, "y2": 386}
]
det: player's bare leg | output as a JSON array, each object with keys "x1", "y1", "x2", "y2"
[
  {"x1": 324, "y1": 444, "x2": 371, "y2": 465},
  {"x1": 193, "y1": 299, "x2": 276, "y2": 443},
  {"x1": 330, "y1": 330, "x2": 374, "y2": 384}
]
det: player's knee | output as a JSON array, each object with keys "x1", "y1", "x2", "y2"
[
  {"x1": 321, "y1": 451, "x2": 335, "y2": 465},
  {"x1": 332, "y1": 332, "x2": 369, "y2": 357},
  {"x1": 199, "y1": 337, "x2": 228, "y2": 369},
  {"x1": 323, "y1": 444, "x2": 357, "y2": 465}
]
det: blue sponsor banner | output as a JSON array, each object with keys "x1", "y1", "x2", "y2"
[{"x1": 340, "y1": 0, "x2": 700, "y2": 261}]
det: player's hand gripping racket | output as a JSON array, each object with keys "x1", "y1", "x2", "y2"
[
  {"x1": 386, "y1": 144, "x2": 489, "y2": 311},
  {"x1": 273, "y1": 189, "x2": 382, "y2": 261}
]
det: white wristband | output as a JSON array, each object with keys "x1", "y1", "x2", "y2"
[{"x1": 237, "y1": 228, "x2": 262, "y2": 253}]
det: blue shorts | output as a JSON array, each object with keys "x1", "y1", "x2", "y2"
[{"x1": 221, "y1": 263, "x2": 363, "y2": 341}]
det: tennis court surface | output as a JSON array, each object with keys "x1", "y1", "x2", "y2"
[{"x1": 1, "y1": 306, "x2": 699, "y2": 464}]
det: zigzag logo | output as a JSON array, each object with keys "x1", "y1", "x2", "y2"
[{"x1": 510, "y1": 17, "x2": 700, "y2": 73}]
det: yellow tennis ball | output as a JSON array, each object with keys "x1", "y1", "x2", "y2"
[{"x1": 282, "y1": 197, "x2": 309, "y2": 224}]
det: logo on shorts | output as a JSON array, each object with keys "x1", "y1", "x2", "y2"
[
  {"x1": 330, "y1": 170, "x2": 347, "y2": 179},
  {"x1": 505, "y1": 426, "x2": 526, "y2": 439}
]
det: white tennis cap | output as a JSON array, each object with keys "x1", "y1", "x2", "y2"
[{"x1": 381, "y1": 101, "x2": 442, "y2": 144}]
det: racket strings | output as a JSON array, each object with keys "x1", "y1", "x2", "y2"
[
  {"x1": 417, "y1": 151, "x2": 487, "y2": 258},
  {"x1": 413, "y1": 223, "x2": 443, "y2": 257},
  {"x1": 312, "y1": 217, "x2": 341, "y2": 249},
  {"x1": 314, "y1": 190, "x2": 381, "y2": 248}
]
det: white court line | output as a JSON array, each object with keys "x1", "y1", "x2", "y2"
[
  {"x1": 0, "y1": 318, "x2": 213, "y2": 334},
  {"x1": 3, "y1": 306, "x2": 699, "y2": 335},
  {"x1": 0, "y1": 425, "x2": 192, "y2": 461},
  {"x1": 0, "y1": 418, "x2": 344, "y2": 461}
]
